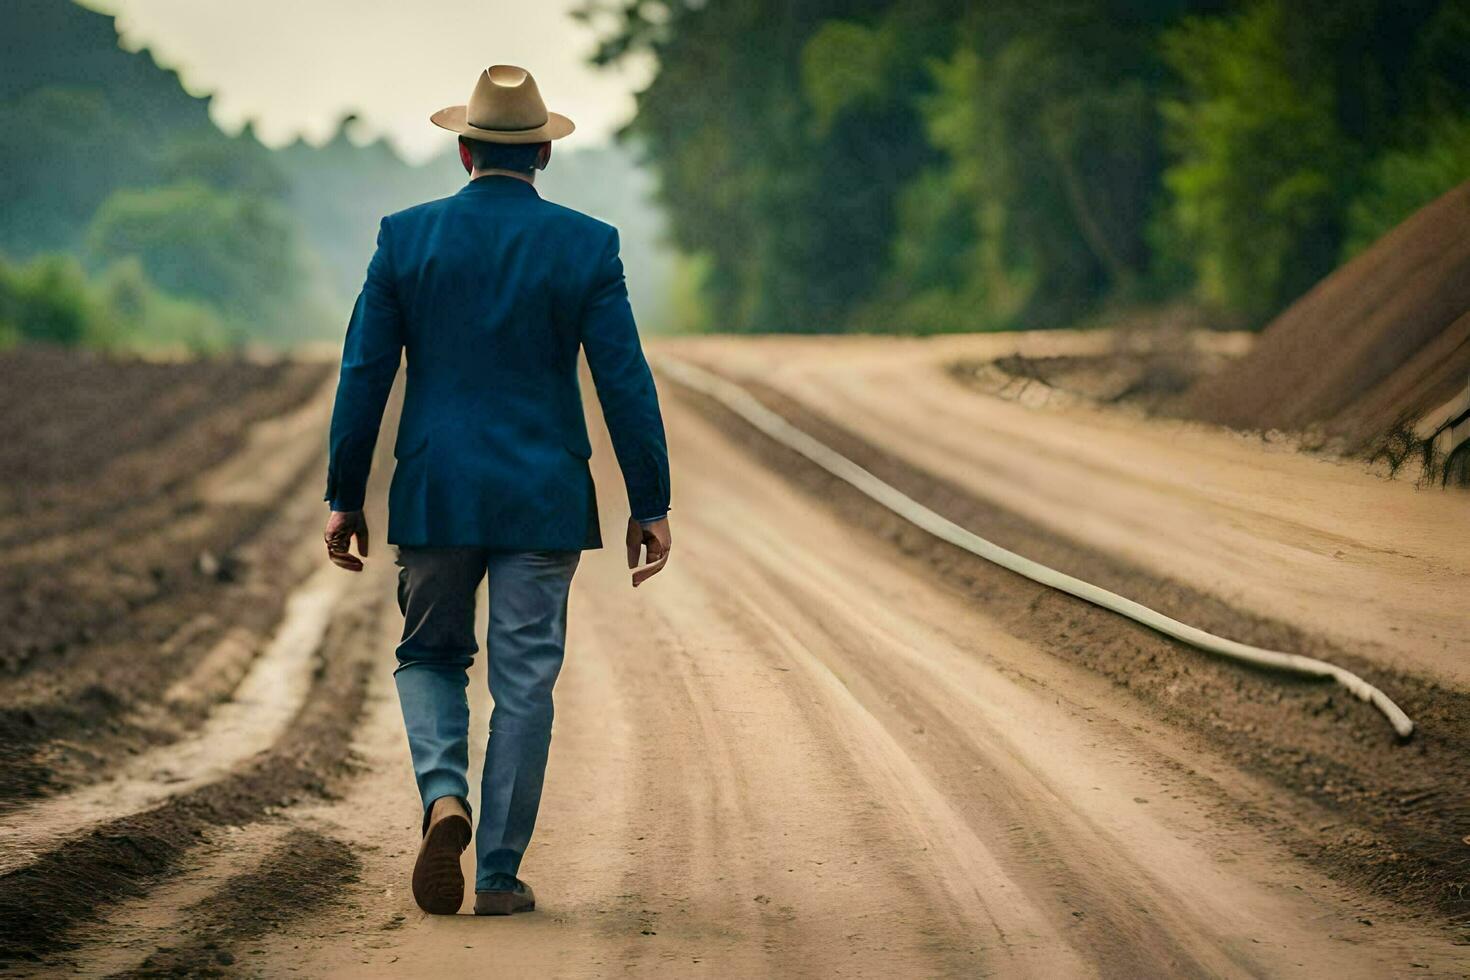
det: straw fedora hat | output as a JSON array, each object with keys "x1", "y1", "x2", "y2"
[{"x1": 431, "y1": 65, "x2": 575, "y2": 143}]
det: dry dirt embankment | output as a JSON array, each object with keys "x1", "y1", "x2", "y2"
[{"x1": 1184, "y1": 180, "x2": 1470, "y2": 470}]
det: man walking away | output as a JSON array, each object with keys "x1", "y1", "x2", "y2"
[{"x1": 321, "y1": 64, "x2": 672, "y2": 916}]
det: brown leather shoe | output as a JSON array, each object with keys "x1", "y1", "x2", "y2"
[
  {"x1": 474, "y1": 874, "x2": 535, "y2": 916},
  {"x1": 412, "y1": 796, "x2": 472, "y2": 914}
]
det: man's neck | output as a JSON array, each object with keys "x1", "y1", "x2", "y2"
[{"x1": 470, "y1": 168, "x2": 536, "y2": 185}]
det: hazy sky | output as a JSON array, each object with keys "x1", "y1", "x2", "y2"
[{"x1": 80, "y1": 0, "x2": 652, "y2": 161}]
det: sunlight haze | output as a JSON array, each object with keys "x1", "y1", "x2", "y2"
[{"x1": 79, "y1": 0, "x2": 650, "y2": 160}]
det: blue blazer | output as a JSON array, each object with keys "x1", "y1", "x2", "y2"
[{"x1": 324, "y1": 175, "x2": 670, "y2": 551}]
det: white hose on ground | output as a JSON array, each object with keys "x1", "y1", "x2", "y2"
[{"x1": 656, "y1": 356, "x2": 1415, "y2": 740}]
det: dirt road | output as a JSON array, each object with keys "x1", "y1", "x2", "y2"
[
  {"x1": 2, "y1": 343, "x2": 1465, "y2": 977},
  {"x1": 663, "y1": 333, "x2": 1470, "y2": 687}
]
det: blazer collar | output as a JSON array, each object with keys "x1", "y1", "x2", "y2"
[{"x1": 457, "y1": 174, "x2": 541, "y2": 198}]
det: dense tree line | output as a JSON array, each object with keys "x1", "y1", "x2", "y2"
[
  {"x1": 1, "y1": 0, "x2": 308, "y2": 349},
  {"x1": 2, "y1": 2, "x2": 480, "y2": 349},
  {"x1": 587, "y1": 0, "x2": 1470, "y2": 332},
  {"x1": 2, "y1": 0, "x2": 680, "y2": 350}
]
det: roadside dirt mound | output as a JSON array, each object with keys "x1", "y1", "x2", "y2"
[
  {"x1": 950, "y1": 327, "x2": 1251, "y2": 414},
  {"x1": 1183, "y1": 181, "x2": 1470, "y2": 453}
]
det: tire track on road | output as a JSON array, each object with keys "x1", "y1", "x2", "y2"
[
  {"x1": 243, "y1": 379, "x2": 1466, "y2": 976},
  {"x1": 0, "y1": 370, "x2": 398, "y2": 967},
  {"x1": 0, "y1": 562, "x2": 349, "y2": 877},
  {"x1": 660, "y1": 361, "x2": 1470, "y2": 931}
]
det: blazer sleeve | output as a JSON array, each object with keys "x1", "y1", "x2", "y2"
[
  {"x1": 580, "y1": 227, "x2": 671, "y2": 523},
  {"x1": 324, "y1": 217, "x2": 404, "y2": 512}
]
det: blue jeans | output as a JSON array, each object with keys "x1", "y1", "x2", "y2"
[{"x1": 393, "y1": 547, "x2": 580, "y2": 890}]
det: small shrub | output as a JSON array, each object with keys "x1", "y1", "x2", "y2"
[
  {"x1": 0, "y1": 254, "x2": 96, "y2": 344},
  {"x1": 1365, "y1": 413, "x2": 1424, "y2": 480},
  {"x1": 0, "y1": 253, "x2": 232, "y2": 353}
]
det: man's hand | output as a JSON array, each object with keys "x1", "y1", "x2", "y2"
[
  {"x1": 325, "y1": 509, "x2": 370, "y2": 572},
  {"x1": 626, "y1": 516, "x2": 671, "y2": 588}
]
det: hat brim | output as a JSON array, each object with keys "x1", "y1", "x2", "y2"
[{"x1": 430, "y1": 105, "x2": 575, "y2": 143}]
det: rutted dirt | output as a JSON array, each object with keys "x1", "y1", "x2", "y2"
[
  {"x1": 669, "y1": 373, "x2": 1470, "y2": 929},
  {"x1": 0, "y1": 582, "x2": 381, "y2": 966},
  {"x1": 0, "y1": 349, "x2": 380, "y2": 969},
  {"x1": 664, "y1": 334, "x2": 1470, "y2": 687},
  {"x1": 123, "y1": 829, "x2": 362, "y2": 978},
  {"x1": 0, "y1": 564, "x2": 352, "y2": 876},
  {"x1": 237, "y1": 372, "x2": 1465, "y2": 977},
  {"x1": 0, "y1": 348, "x2": 331, "y2": 809},
  {"x1": 953, "y1": 326, "x2": 1250, "y2": 413},
  {"x1": 2, "y1": 343, "x2": 1467, "y2": 976}
]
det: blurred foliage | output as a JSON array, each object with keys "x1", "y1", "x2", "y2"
[
  {"x1": 539, "y1": 141, "x2": 679, "y2": 332},
  {"x1": 0, "y1": 0, "x2": 222, "y2": 259},
  {"x1": 1345, "y1": 112, "x2": 1470, "y2": 255},
  {"x1": 2, "y1": 0, "x2": 680, "y2": 349},
  {"x1": 665, "y1": 252, "x2": 716, "y2": 334},
  {"x1": 87, "y1": 181, "x2": 307, "y2": 326},
  {"x1": 587, "y1": 0, "x2": 1470, "y2": 332},
  {"x1": 0, "y1": 0, "x2": 323, "y2": 348},
  {"x1": 1158, "y1": 0, "x2": 1351, "y2": 321},
  {"x1": 7, "y1": 0, "x2": 1465, "y2": 346},
  {"x1": 0, "y1": 253, "x2": 230, "y2": 353},
  {"x1": 0, "y1": 255, "x2": 96, "y2": 347}
]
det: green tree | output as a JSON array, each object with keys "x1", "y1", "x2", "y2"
[
  {"x1": 851, "y1": 1, "x2": 1197, "y2": 330},
  {"x1": 590, "y1": 0, "x2": 1211, "y2": 333},
  {"x1": 0, "y1": 254, "x2": 96, "y2": 345},
  {"x1": 1159, "y1": 0, "x2": 1351, "y2": 321},
  {"x1": 1345, "y1": 114, "x2": 1470, "y2": 255},
  {"x1": 0, "y1": 253, "x2": 231, "y2": 352},
  {"x1": 92, "y1": 258, "x2": 231, "y2": 353},
  {"x1": 1159, "y1": 0, "x2": 1470, "y2": 320},
  {"x1": 585, "y1": 0, "x2": 943, "y2": 333},
  {"x1": 86, "y1": 181, "x2": 307, "y2": 329}
]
